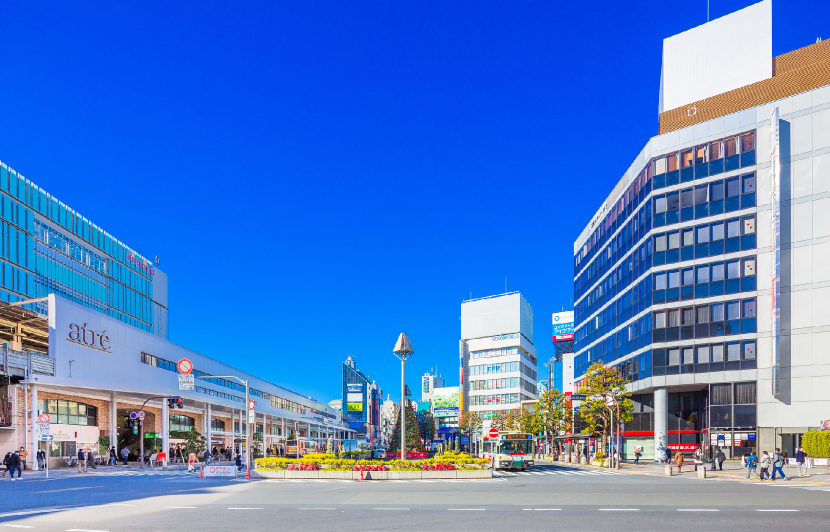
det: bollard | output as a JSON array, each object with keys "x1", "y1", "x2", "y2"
[
  {"x1": 664, "y1": 465, "x2": 673, "y2": 476},
  {"x1": 360, "y1": 469, "x2": 364, "y2": 481},
  {"x1": 199, "y1": 465, "x2": 204, "y2": 478},
  {"x1": 697, "y1": 467, "x2": 706, "y2": 479}
]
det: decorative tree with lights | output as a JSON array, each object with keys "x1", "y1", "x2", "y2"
[{"x1": 389, "y1": 400, "x2": 425, "y2": 454}]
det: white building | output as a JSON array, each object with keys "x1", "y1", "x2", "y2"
[
  {"x1": 420, "y1": 372, "x2": 445, "y2": 404},
  {"x1": 459, "y1": 292, "x2": 538, "y2": 431}
]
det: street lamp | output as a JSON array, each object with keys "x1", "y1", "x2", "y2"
[{"x1": 393, "y1": 333, "x2": 414, "y2": 461}]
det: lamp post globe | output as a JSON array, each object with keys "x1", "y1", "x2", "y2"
[{"x1": 393, "y1": 333, "x2": 414, "y2": 461}]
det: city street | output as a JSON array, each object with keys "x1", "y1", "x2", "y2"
[{"x1": 2, "y1": 464, "x2": 830, "y2": 531}]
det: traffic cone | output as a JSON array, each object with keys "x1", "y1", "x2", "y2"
[
  {"x1": 198, "y1": 465, "x2": 204, "y2": 478},
  {"x1": 360, "y1": 469, "x2": 364, "y2": 481},
  {"x1": 245, "y1": 465, "x2": 250, "y2": 480}
]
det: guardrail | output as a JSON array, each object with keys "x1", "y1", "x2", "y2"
[{"x1": 1, "y1": 346, "x2": 55, "y2": 377}]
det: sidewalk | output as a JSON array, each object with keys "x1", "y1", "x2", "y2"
[{"x1": 3, "y1": 460, "x2": 237, "y2": 480}]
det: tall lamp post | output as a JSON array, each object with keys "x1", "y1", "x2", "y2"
[{"x1": 393, "y1": 333, "x2": 414, "y2": 461}]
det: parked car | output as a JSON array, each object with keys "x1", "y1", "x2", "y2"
[{"x1": 374, "y1": 449, "x2": 386, "y2": 459}]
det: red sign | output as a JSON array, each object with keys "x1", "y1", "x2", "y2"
[
  {"x1": 248, "y1": 400, "x2": 256, "y2": 410},
  {"x1": 553, "y1": 334, "x2": 575, "y2": 342},
  {"x1": 38, "y1": 413, "x2": 51, "y2": 423},
  {"x1": 489, "y1": 428, "x2": 499, "y2": 438},
  {"x1": 386, "y1": 452, "x2": 428, "y2": 459},
  {"x1": 668, "y1": 444, "x2": 699, "y2": 452},
  {"x1": 821, "y1": 420, "x2": 830, "y2": 431},
  {"x1": 177, "y1": 358, "x2": 193, "y2": 374}
]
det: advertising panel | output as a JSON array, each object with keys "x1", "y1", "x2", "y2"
[
  {"x1": 347, "y1": 393, "x2": 363, "y2": 403},
  {"x1": 552, "y1": 311, "x2": 575, "y2": 342},
  {"x1": 346, "y1": 402, "x2": 363, "y2": 412},
  {"x1": 347, "y1": 384, "x2": 364, "y2": 393},
  {"x1": 432, "y1": 387, "x2": 460, "y2": 418},
  {"x1": 770, "y1": 107, "x2": 781, "y2": 397}
]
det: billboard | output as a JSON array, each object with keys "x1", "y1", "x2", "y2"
[
  {"x1": 347, "y1": 393, "x2": 363, "y2": 403},
  {"x1": 346, "y1": 402, "x2": 363, "y2": 412},
  {"x1": 347, "y1": 383, "x2": 364, "y2": 393},
  {"x1": 552, "y1": 311, "x2": 574, "y2": 342},
  {"x1": 433, "y1": 387, "x2": 460, "y2": 418},
  {"x1": 770, "y1": 107, "x2": 781, "y2": 397}
]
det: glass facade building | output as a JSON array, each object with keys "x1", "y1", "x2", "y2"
[
  {"x1": 0, "y1": 160, "x2": 168, "y2": 338},
  {"x1": 573, "y1": 1, "x2": 830, "y2": 461}
]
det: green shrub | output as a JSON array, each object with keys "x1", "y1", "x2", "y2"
[{"x1": 803, "y1": 431, "x2": 830, "y2": 458}]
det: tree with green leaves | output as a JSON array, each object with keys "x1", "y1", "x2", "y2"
[
  {"x1": 183, "y1": 428, "x2": 207, "y2": 455},
  {"x1": 458, "y1": 411, "x2": 483, "y2": 456},
  {"x1": 516, "y1": 408, "x2": 539, "y2": 434},
  {"x1": 490, "y1": 410, "x2": 510, "y2": 431},
  {"x1": 534, "y1": 389, "x2": 573, "y2": 454},
  {"x1": 326, "y1": 438, "x2": 333, "y2": 455},
  {"x1": 577, "y1": 361, "x2": 634, "y2": 457},
  {"x1": 388, "y1": 400, "x2": 425, "y2": 455},
  {"x1": 416, "y1": 409, "x2": 436, "y2": 449}
]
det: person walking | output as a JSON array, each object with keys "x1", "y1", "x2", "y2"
[
  {"x1": 120, "y1": 446, "x2": 129, "y2": 466},
  {"x1": 633, "y1": 446, "x2": 641, "y2": 464},
  {"x1": 37, "y1": 447, "x2": 46, "y2": 470},
  {"x1": 715, "y1": 448, "x2": 726, "y2": 470},
  {"x1": 795, "y1": 446, "x2": 808, "y2": 477},
  {"x1": 175, "y1": 445, "x2": 183, "y2": 464},
  {"x1": 77, "y1": 447, "x2": 87, "y2": 473},
  {"x1": 745, "y1": 451, "x2": 758, "y2": 480},
  {"x1": 693, "y1": 447, "x2": 704, "y2": 471},
  {"x1": 7, "y1": 450, "x2": 21, "y2": 481},
  {"x1": 673, "y1": 450, "x2": 685, "y2": 473},
  {"x1": 108, "y1": 446, "x2": 116, "y2": 466},
  {"x1": 2, "y1": 452, "x2": 10, "y2": 478},
  {"x1": 235, "y1": 453, "x2": 244, "y2": 472},
  {"x1": 88, "y1": 448, "x2": 97, "y2": 470},
  {"x1": 771, "y1": 448, "x2": 788, "y2": 481},
  {"x1": 759, "y1": 451, "x2": 771, "y2": 480},
  {"x1": 19, "y1": 447, "x2": 27, "y2": 471},
  {"x1": 187, "y1": 450, "x2": 198, "y2": 472}
]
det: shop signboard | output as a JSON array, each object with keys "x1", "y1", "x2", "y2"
[
  {"x1": 204, "y1": 465, "x2": 236, "y2": 477},
  {"x1": 552, "y1": 311, "x2": 575, "y2": 342},
  {"x1": 347, "y1": 402, "x2": 363, "y2": 412},
  {"x1": 432, "y1": 387, "x2": 460, "y2": 418},
  {"x1": 347, "y1": 384, "x2": 363, "y2": 393}
]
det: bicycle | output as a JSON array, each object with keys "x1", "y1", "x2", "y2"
[{"x1": 63, "y1": 455, "x2": 78, "y2": 468}]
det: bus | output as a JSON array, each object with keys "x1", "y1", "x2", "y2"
[
  {"x1": 285, "y1": 439, "x2": 316, "y2": 458},
  {"x1": 481, "y1": 433, "x2": 535, "y2": 471}
]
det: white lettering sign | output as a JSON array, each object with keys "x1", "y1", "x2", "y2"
[
  {"x1": 178, "y1": 374, "x2": 195, "y2": 391},
  {"x1": 67, "y1": 323, "x2": 112, "y2": 352},
  {"x1": 204, "y1": 465, "x2": 236, "y2": 477}
]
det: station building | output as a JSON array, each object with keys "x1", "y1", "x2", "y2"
[
  {"x1": 573, "y1": 0, "x2": 830, "y2": 460},
  {"x1": 0, "y1": 163, "x2": 351, "y2": 467}
]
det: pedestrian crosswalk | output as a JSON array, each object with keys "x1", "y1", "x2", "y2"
[
  {"x1": 754, "y1": 480, "x2": 830, "y2": 493},
  {"x1": 498, "y1": 465, "x2": 618, "y2": 478}
]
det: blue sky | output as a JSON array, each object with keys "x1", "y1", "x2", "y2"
[{"x1": 0, "y1": 1, "x2": 827, "y2": 404}]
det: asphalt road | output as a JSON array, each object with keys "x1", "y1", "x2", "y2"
[{"x1": 2, "y1": 464, "x2": 829, "y2": 531}]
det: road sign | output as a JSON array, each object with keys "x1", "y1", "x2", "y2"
[
  {"x1": 177, "y1": 358, "x2": 193, "y2": 374},
  {"x1": 38, "y1": 423, "x2": 51, "y2": 434},
  {"x1": 138, "y1": 411, "x2": 145, "y2": 419},
  {"x1": 248, "y1": 399, "x2": 256, "y2": 410},
  {"x1": 247, "y1": 409, "x2": 255, "y2": 423},
  {"x1": 40, "y1": 434, "x2": 54, "y2": 441},
  {"x1": 488, "y1": 428, "x2": 499, "y2": 438},
  {"x1": 204, "y1": 465, "x2": 236, "y2": 477},
  {"x1": 178, "y1": 373, "x2": 195, "y2": 391},
  {"x1": 38, "y1": 413, "x2": 51, "y2": 424},
  {"x1": 129, "y1": 411, "x2": 138, "y2": 420}
]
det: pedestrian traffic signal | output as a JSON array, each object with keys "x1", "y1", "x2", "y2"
[
  {"x1": 167, "y1": 397, "x2": 184, "y2": 409},
  {"x1": 131, "y1": 420, "x2": 138, "y2": 435}
]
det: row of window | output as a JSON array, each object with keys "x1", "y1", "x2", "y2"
[
  {"x1": 469, "y1": 377, "x2": 527, "y2": 391},
  {"x1": 38, "y1": 399, "x2": 98, "y2": 426},
  {"x1": 468, "y1": 393, "x2": 529, "y2": 406},
  {"x1": 653, "y1": 173, "x2": 756, "y2": 228},
  {"x1": 468, "y1": 360, "x2": 537, "y2": 380},
  {"x1": 653, "y1": 256, "x2": 757, "y2": 303},
  {"x1": 652, "y1": 133, "x2": 756, "y2": 189},
  {"x1": 169, "y1": 414, "x2": 195, "y2": 432},
  {"x1": 574, "y1": 129, "x2": 756, "y2": 276},
  {"x1": 653, "y1": 215, "x2": 756, "y2": 266}
]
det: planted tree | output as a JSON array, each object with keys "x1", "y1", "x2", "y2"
[
  {"x1": 534, "y1": 389, "x2": 573, "y2": 455},
  {"x1": 388, "y1": 400, "x2": 425, "y2": 455},
  {"x1": 577, "y1": 361, "x2": 633, "y2": 458},
  {"x1": 416, "y1": 409, "x2": 436, "y2": 449},
  {"x1": 458, "y1": 411, "x2": 483, "y2": 457}
]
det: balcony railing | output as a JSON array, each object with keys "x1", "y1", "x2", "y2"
[{"x1": 0, "y1": 346, "x2": 55, "y2": 377}]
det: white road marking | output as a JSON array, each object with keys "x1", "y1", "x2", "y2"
[
  {"x1": 756, "y1": 509, "x2": 799, "y2": 512},
  {"x1": 677, "y1": 509, "x2": 719, "y2": 512},
  {"x1": 298, "y1": 508, "x2": 336, "y2": 510},
  {"x1": 598, "y1": 509, "x2": 639, "y2": 511},
  {"x1": 36, "y1": 487, "x2": 100, "y2": 494},
  {"x1": 373, "y1": 508, "x2": 410, "y2": 510},
  {"x1": 100, "y1": 504, "x2": 137, "y2": 507},
  {"x1": 226, "y1": 507, "x2": 263, "y2": 510},
  {"x1": 522, "y1": 508, "x2": 562, "y2": 511},
  {"x1": 66, "y1": 529, "x2": 110, "y2": 532},
  {"x1": 448, "y1": 509, "x2": 486, "y2": 511},
  {"x1": 165, "y1": 506, "x2": 198, "y2": 509},
  {"x1": 1, "y1": 525, "x2": 35, "y2": 529}
]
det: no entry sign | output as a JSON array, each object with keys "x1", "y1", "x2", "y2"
[
  {"x1": 489, "y1": 428, "x2": 499, "y2": 438},
  {"x1": 177, "y1": 358, "x2": 193, "y2": 374},
  {"x1": 248, "y1": 399, "x2": 256, "y2": 410}
]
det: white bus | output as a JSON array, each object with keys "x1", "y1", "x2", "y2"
[{"x1": 481, "y1": 433, "x2": 535, "y2": 471}]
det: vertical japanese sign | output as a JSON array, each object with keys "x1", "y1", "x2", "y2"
[{"x1": 770, "y1": 107, "x2": 781, "y2": 397}]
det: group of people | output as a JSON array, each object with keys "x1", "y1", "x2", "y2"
[
  {"x1": 744, "y1": 447, "x2": 808, "y2": 481},
  {"x1": 2, "y1": 447, "x2": 49, "y2": 480}
]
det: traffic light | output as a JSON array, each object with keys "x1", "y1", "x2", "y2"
[
  {"x1": 167, "y1": 397, "x2": 184, "y2": 409},
  {"x1": 131, "y1": 420, "x2": 138, "y2": 435}
]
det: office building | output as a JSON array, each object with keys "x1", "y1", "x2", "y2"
[
  {"x1": 550, "y1": 311, "x2": 575, "y2": 392},
  {"x1": 573, "y1": 0, "x2": 830, "y2": 460},
  {"x1": 341, "y1": 356, "x2": 383, "y2": 444},
  {"x1": 420, "y1": 371, "x2": 445, "y2": 404},
  {"x1": 459, "y1": 292, "x2": 538, "y2": 430}
]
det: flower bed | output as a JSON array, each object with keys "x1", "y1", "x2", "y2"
[{"x1": 256, "y1": 451, "x2": 488, "y2": 472}]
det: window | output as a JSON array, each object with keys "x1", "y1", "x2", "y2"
[
  {"x1": 712, "y1": 303, "x2": 725, "y2": 321},
  {"x1": 681, "y1": 188, "x2": 694, "y2": 208},
  {"x1": 655, "y1": 197, "x2": 667, "y2": 213},
  {"x1": 725, "y1": 136, "x2": 738, "y2": 157},
  {"x1": 743, "y1": 299, "x2": 756, "y2": 318},
  {"x1": 697, "y1": 305, "x2": 710, "y2": 323},
  {"x1": 682, "y1": 307, "x2": 695, "y2": 325},
  {"x1": 668, "y1": 271, "x2": 680, "y2": 288},
  {"x1": 743, "y1": 342, "x2": 756, "y2": 360},
  {"x1": 667, "y1": 192, "x2": 679, "y2": 211},
  {"x1": 711, "y1": 383, "x2": 732, "y2": 405},
  {"x1": 695, "y1": 145, "x2": 708, "y2": 165},
  {"x1": 654, "y1": 157, "x2": 667, "y2": 175},
  {"x1": 39, "y1": 400, "x2": 98, "y2": 426},
  {"x1": 712, "y1": 344, "x2": 725, "y2": 362},
  {"x1": 711, "y1": 223, "x2": 724, "y2": 241},
  {"x1": 696, "y1": 226, "x2": 709, "y2": 244},
  {"x1": 683, "y1": 348, "x2": 694, "y2": 365},
  {"x1": 726, "y1": 177, "x2": 740, "y2": 197},
  {"x1": 697, "y1": 345, "x2": 710, "y2": 363},
  {"x1": 655, "y1": 273, "x2": 667, "y2": 290},
  {"x1": 727, "y1": 301, "x2": 740, "y2": 320},
  {"x1": 654, "y1": 311, "x2": 666, "y2": 328},
  {"x1": 668, "y1": 309, "x2": 680, "y2": 327},
  {"x1": 655, "y1": 235, "x2": 667, "y2": 252},
  {"x1": 726, "y1": 219, "x2": 740, "y2": 238},
  {"x1": 735, "y1": 382, "x2": 756, "y2": 404},
  {"x1": 743, "y1": 174, "x2": 755, "y2": 193},
  {"x1": 668, "y1": 232, "x2": 680, "y2": 249},
  {"x1": 727, "y1": 260, "x2": 740, "y2": 279},
  {"x1": 682, "y1": 149, "x2": 693, "y2": 168},
  {"x1": 712, "y1": 263, "x2": 725, "y2": 281},
  {"x1": 682, "y1": 229, "x2": 694, "y2": 247},
  {"x1": 711, "y1": 181, "x2": 725, "y2": 201},
  {"x1": 743, "y1": 216, "x2": 756, "y2": 235},
  {"x1": 741, "y1": 132, "x2": 755, "y2": 153},
  {"x1": 668, "y1": 153, "x2": 679, "y2": 172},
  {"x1": 697, "y1": 265, "x2": 710, "y2": 284},
  {"x1": 668, "y1": 348, "x2": 680, "y2": 366},
  {"x1": 710, "y1": 140, "x2": 723, "y2": 160},
  {"x1": 694, "y1": 185, "x2": 708, "y2": 204},
  {"x1": 682, "y1": 268, "x2": 694, "y2": 286},
  {"x1": 727, "y1": 342, "x2": 741, "y2": 361},
  {"x1": 743, "y1": 258, "x2": 756, "y2": 276}
]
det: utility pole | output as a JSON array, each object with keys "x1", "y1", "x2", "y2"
[{"x1": 393, "y1": 333, "x2": 414, "y2": 460}]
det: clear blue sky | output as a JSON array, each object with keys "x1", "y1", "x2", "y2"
[{"x1": 0, "y1": 1, "x2": 826, "y2": 404}]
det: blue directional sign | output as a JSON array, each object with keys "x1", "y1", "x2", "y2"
[{"x1": 40, "y1": 434, "x2": 54, "y2": 441}]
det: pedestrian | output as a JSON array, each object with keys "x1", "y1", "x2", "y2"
[
  {"x1": 235, "y1": 453, "x2": 244, "y2": 472},
  {"x1": 37, "y1": 448, "x2": 46, "y2": 470},
  {"x1": 795, "y1": 446, "x2": 808, "y2": 477},
  {"x1": 2, "y1": 452, "x2": 10, "y2": 477},
  {"x1": 187, "y1": 450, "x2": 198, "y2": 472},
  {"x1": 771, "y1": 448, "x2": 788, "y2": 481},
  {"x1": 7, "y1": 450, "x2": 21, "y2": 481},
  {"x1": 120, "y1": 446, "x2": 129, "y2": 466},
  {"x1": 175, "y1": 446, "x2": 183, "y2": 464},
  {"x1": 716, "y1": 448, "x2": 726, "y2": 470},
  {"x1": 77, "y1": 447, "x2": 87, "y2": 473},
  {"x1": 759, "y1": 451, "x2": 771, "y2": 480},
  {"x1": 693, "y1": 447, "x2": 704, "y2": 471},
  {"x1": 108, "y1": 446, "x2": 116, "y2": 466},
  {"x1": 88, "y1": 448, "x2": 97, "y2": 470},
  {"x1": 634, "y1": 447, "x2": 641, "y2": 464},
  {"x1": 19, "y1": 447, "x2": 27, "y2": 471},
  {"x1": 664, "y1": 447, "x2": 671, "y2": 463},
  {"x1": 673, "y1": 450, "x2": 685, "y2": 473},
  {"x1": 745, "y1": 451, "x2": 758, "y2": 480}
]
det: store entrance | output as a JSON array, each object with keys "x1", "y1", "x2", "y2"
[{"x1": 116, "y1": 409, "x2": 158, "y2": 461}]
